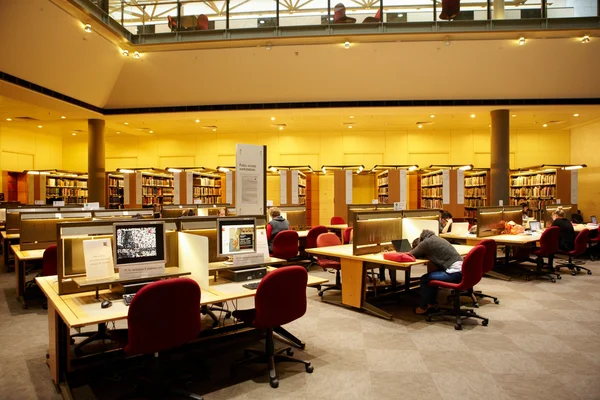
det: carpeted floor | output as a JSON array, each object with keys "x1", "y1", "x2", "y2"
[{"x1": 1, "y1": 257, "x2": 600, "y2": 400}]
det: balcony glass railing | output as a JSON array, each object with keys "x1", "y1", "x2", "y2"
[{"x1": 85, "y1": 0, "x2": 598, "y2": 39}]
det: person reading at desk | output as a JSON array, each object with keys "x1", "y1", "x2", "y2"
[
  {"x1": 440, "y1": 211, "x2": 453, "y2": 234},
  {"x1": 267, "y1": 207, "x2": 290, "y2": 252},
  {"x1": 552, "y1": 206, "x2": 575, "y2": 252},
  {"x1": 409, "y1": 229, "x2": 463, "y2": 315}
]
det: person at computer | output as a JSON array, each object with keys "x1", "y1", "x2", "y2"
[
  {"x1": 440, "y1": 211, "x2": 453, "y2": 234},
  {"x1": 409, "y1": 229, "x2": 463, "y2": 315},
  {"x1": 267, "y1": 207, "x2": 290, "y2": 252},
  {"x1": 552, "y1": 206, "x2": 575, "y2": 252},
  {"x1": 521, "y1": 202, "x2": 530, "y2": 221},
  {"x1": 218, "y1": 207, "x2": 226, "y2": 217}
]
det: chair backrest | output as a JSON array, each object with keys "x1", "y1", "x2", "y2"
[
  {"x1": 266, "y1": 223, "x2": 273, "y2": 240},
  {"x1": 374, "y1": 8, "x2": 381, "y2": 20},
  {"x1": 253, "y1": 266, "x2": 308, "y2": 329},
  {"x1": 42, "y1": 244, "x2": 58, "y2": 276},
  {"x1": 478, "y1": 239, "x2": 497, "y2": 274},
  {"x1": 539, "y1": 226, "x2": 560, "y2": 256},
  {"x1": 330, "y1": 216, "x2": 345, "y2": 225},
  {"x1": 125, "y1": 278, "x2": 201, "y2": 356},
  {"x1": 271, "y1": 230, "x2": 299, "y2": 260},
  {"x1": 456, "y1": 245, "x2": 486, "y2": 290},
  {"x1": 197, "y1": 14, "x2": 209, "y2": 30},
  {"x1": 439, "y1": 0, "x2": 460, "y2": 20},
  {"x1": 306, "y1": 226, "x2": 328, "y2": 249},
  {"x1": 573, "y1": 228, "x2": 590, "y2": 256},
  {"x1": 317, "y1": 232, "x2": 342, "y2": 248},
  {"x1": 167, "y1": 15, "x2": 177, "y2": 29},
  {"x1": 342, "y1": 227, "x2": 353, "y2": 244}
]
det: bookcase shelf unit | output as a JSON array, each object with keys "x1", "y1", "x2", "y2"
[
  {"x1": 192, "y1": 172, "x2": 222, "y2": 204},
  {"x1": 509, "y1": 168, "x2": 574, "y2": 217},
  {"x1": 140, "y1": 172, "x2": 175, "y2": 208},
  {"x1": 45, "y1": 173, "x2": 88, "y2": 205},
  {"x1": 107, "y1": 173, "x2": 124, "y2": 209},
  {"x1": 464, "y1": 170, "x2": 489, "y2": 221},
  {"x1": 420, "y1": 170, "x2": 443, "y2": 209},
  {"x1": 376, "y1": 170, "x2": 390, "y2": 204}
]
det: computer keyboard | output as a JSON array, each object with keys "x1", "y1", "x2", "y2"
[
  {"x1": 123, "y1": 293, "x2": 135, "y2": 306},
  {"x1": 242, "y1": 282, "x2": 260, "y2": 290}
]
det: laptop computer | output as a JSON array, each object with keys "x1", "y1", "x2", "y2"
[
  {"x1": 451, "y1": 222, "x2": 469, "y2": 235},
  {"x1": 591, "y1": 215, "x2": 597, "y2": 225},
  {"x1": 392, "y1": 239, "x2": 412, "y2": 252},
  {"x1": 529, "y1": 221, "x2": 541, "y2": 232}
]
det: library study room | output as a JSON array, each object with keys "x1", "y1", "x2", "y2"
[{"x1": 0, "y1": 0, "x2": 600, "y2": 399}]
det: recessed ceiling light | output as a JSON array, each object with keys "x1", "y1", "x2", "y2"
[
  {"x1": 271, "y1": 117, "x2": 276, "y2": 121},
  {"x1": 349, "y1": 116, "x2": 354, "y2": 119},
  {"x1": 212, "y1": 128, "x2": 217, "y2": 132},
  {"x1": 430, "y1": 115, "x2": 435, "y2": 118},
  {"x1": 581, "y1": 35, "x2": 590, "y2": 44},
  {"x1": 38, "y1": 125, "x2": 43, "y2": 128},
  {"x1": 195, "y1": 119, "x2": 200, "y2": 123},
  {"x1": 124, "y1": 122, "x2": 128, "y2": 125},
  {"x1": 61, "y1": 116, "x2": 66, "y2": 119},
  {"x1": 542, "y1": 124, "x2": 548, "y2": 128},
  {"x1": 573, "y1": 113, "x2": 579, "y2": 117},
  {"x1": 149, "y1": 130, "x2": 154, "y2": 134},
  {"x1": 122, "y1": 49, "x2": 129, "y2": 56},
  {"x1": 511, "y1": 114, "x2": 516, "y2": 117},
  {"x1": 72, "y1": 133, "x2": 76, "y2": 136},
  {"x1": 6, "y1": 118, "x2": 12, "y2": 121},
  {"x1": 133, "y1": 51, "x2": 140, "y2": 59},
  {"x1": 470, "y1": 114, "x2": 476, "y2": 118},
  {"x1": 116, "y1": 131, "x2": 121, "y2": 134},
  {"x1": 348, "y1": 125, "x2": 353, "y2": 129},
  {"x1": 84, "y1": 23, "x2": 92, "y2": 33},
  {"x1": 279, "y1": 126, "x2": 283, "y2": 130},
  {"x1": 518, "y1": 37, "x2": 526, "y2": 46},
  {"x1": 418, "y1": 124, "x2": 423, "y2": 129}
]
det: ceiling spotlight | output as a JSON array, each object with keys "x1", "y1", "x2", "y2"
[
  {"x1": 430, "y1": 115, "x2": 435, "y2": 118},
  {"x1": 349, "y1": 116, "x2": 354, "y2": 119},
  {"x1": 218, "y1": 167, "x2": 230, "y2": 173},
  {"x1": 418, "y1": 124, "x2": 423, "y2": 129},
  {"x1": 269, "y1": 167, "x2": 278, "y2": 173},
  {"x1": 38, "y1": 125, "x2": 43, "y2": 128},
  {"x1": 279, "y1": 126, "x2": 284, "y2": 130},
  {"x1": 344, "y1": 41, "x2": 350, "y2": 49},
  {"x1": 470, "y1": 114, "x2": 476, "y2": 118},
  {"x1": 212, "y1": 128, "x2": 217, "y2": 132},
  {"x1": 322, "y1": 166, "x2": 327, "y2": 174},
  {"x1": 542, "y1": 123, "x2": 548, "y2": 127},
  {"x1": 124, "y1": 122, "x2": 129, "y2": 125},
  {"x1": 582, "y1": 35, "x2": 590, "y2": 44},
  {"x1": 271, "y1": 117, "x2": 276, "y2": 121},
  {"x1": 511, "y1": 114, "x2": 516, "y2": 117},
  {"x1": 266, "y1": 43, "x2": 271, "y2": 50},
  {"x1": 518, "y1": 37, "x2": 526, "y2": 46},
  {"x1": 72, "y1": 133, "x2": 76, "y2": 136},
  {"x1": 573, "y1": 113, "x2": 579, "y2": 117},
  {"x1": 61, "y1": 116, "x2": 66, "y2": 119},
  {"x1": 6, "y1": 118, "x2": 12, "y2": 121},
  {"x1": 149, "y1": 130, "x2": 153, "y2": 134},
  {"x1": 122, "y1": 49, "x2": 129, "y2": 56},
  {"x1": 358, "y1": 166, "x2": 364, "y2": 173},
  {"x1": 195, "y1": 119, "x2": 200, "y2": 123},
  {"x1": 348, "y1": 125, "x2": 353, "y2": 129},
  {"x1": 84, "y1": 23, "x2": 92, "y2": 33},
  {"x1": 116, "y1": 131, "x2": 121, "y2": 134},
  {"x1": 133, "y1": 51, "x2": 140, "y2": 59}
]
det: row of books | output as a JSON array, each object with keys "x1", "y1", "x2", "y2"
[
  {"x1": 47, "y1": 178, "x2": 87, "y2": 188},
  {"x1": 422, "y1": 173, "x2": 443, "y2": 186},
  {"x1": 378, "y1": 187, "x2": 389, "y2": 195},
  {"x1": 510, "y1": 186, "x2": 555, "y2": 198},
  {"x1": 192, "y1": 196, "x2": 222, "y2": 204},
  {"x1": 142, "y1": 197, "x2": 174, "y2": 205},
  {"x1": 47, "y1": 188, "x2": 88, "y2": 197},
  {"x1": 422, "y1": 198, "x2": 443, "y2": 209},
  {"x1": 509, "y1": 198, "x2": 548, "y2": 211},
  {"x1": 194, "y1": 177, "x2": 221, "y2": 187},
  {"x1": 142, "y1": 176, "x2": 173, "y2": 187},
  {"x1": 422, "y1": 187, "x2": 443, "y2": 197},
  {"x1": 511, "y1": 173, "x2": 556, "y2": 187},
  {"x1": 377, "y1": 175, "x2": 389, "y2": 186},
  {"x1": 465, "y1": 187, "x2": 487, "y2": 197},
  {"x1": 298, "y1": 175, "x2": 307, "y2": 187},
  {"x1": 108, "y1": 178, "x2": 123, "y2": 187},
  {"x1": 193, "y1": 187, "x2": 221, "y2": 196},
  {"x1": 465, "y1": 198, "x2": 486, "y2": 208},
  {"x1": 143, "y1": 187, "x2": 175, "y2": 196}
]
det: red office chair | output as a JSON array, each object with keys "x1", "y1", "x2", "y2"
[
  {"x1": 196, "y1": 14, "x2": 209, "y2": 30},
  {"x1": 111, "y1": 278, "x2": 203, "y2": 399},
  {"x1": 426, "y1": 245, "x2": 489, "y2": 330},
  {"x1": 363, "y1": 8, "x2": 381, "y2": 23},
  {"x1": 342, "y1": 227, "x2": 353, "y2": 244},
  {"x1": 167, "y1": 15, "x2": 178, "y2": 31},
  {"x1": 306, "y1": 226, "x2": 328, "y2": 250},
  {"x1": 333, "y1": 3, "x2": 357, "y2": 23},
  {"x1": 330, "y1": 216, "x2": 345, "y2": 225},
  {"x1": 556, "y1": 228, "x2": 592, "y2": 276},
  {"x1": 439, "y1": 0, "x2": 460, "y2": 20},
  {"x1": 521, "y1": 226, "x2": 561, "y2": 282},
  {"x1": 232, "y1": 266, "x2": 313, "y2": 388},
  {"x1": 271, "y1": 230, "x2": 300, "y2": 261},
  {"x1": 38, "y1": 244, "x2": 58, "y2": 310},
  {"x1": 463, "y1": 239, "x2": 500, "y2": 307},
  {"x1": 316, "y1": 233, "x2": 342, "y2": 296},
  {"x1": 589, "y1": 232, "x2": 600, "y2": 260}
]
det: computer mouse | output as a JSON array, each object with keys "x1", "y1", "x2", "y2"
[{"x1": 101, "y1": 300, "x2": 112, "y2": 309}]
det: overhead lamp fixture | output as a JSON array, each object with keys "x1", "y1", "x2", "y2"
[
  {"x1": 573, "y1": 113, "x2": 580, "y2": 117},
  {"x1": 418, "y1": 124, "x2": 423, "y2": 129},
  {"x1": 348, "y1": 125, "x2": 353, "y2": 129},
  {"x1": 344, "y1": 41, "x2": 350, "y2": 49},
  {"x1": 518, "y1": 37, "x2": 526, "y2": 46},
  {"x1": 470, "y1": 114, "x2": 476, "y2": 118},
  {"x1": 27, "y1": 171, "x2": 40, "y2": 175},
  {"x1": 218, "y1": 167, "x2": 230, "y2": 173},
  {"x1": 72, "y1": 133, "x2": 76, "y2": 136},
  {"x1": 167, "y1": 168, "x2": 182, "y2": 173},
  {"x1": 371, "y1": 164, "x2": 419, "y2": 173},
  {"x1": 564, "y1": 164, "x2": 586, "y2": 170},
  {"x1": 271, "y1": 117, "x2": 276, "y2": 121},
  {"x1": 279, "y1": 126, "x2": 284, "y2": 130},
  {"x1": 116, "y1": 131, "x2": 121, "y2": 134},
  {"x1": 124, "y1": 122, "x2": 129, "y2": 125},
  {"x1": 511, "y1": 114, "x2": 516, "y2": 117},
  {"x1": 349, "y1": 115, "x2": 354, "y2": 119},
  {"x1": 118, "y1": 168, "x2": 135, "y2": 174},
  {"x1": 357, "y1": 165, "x2": 364, "y2": 173},
  {"x1": 122, "y1": 49, "x2": 129, "y2": 56},
  {"x1": 266, "y1": 42, "x2": 272, "y2": 50},
  {"x1": 430, "y1": 115, "x2": 435, "y2": 118},
  {"x1": 6, "y1": 118, "x2": 12, "y2": 121},
  {"x1": 459, "y1": 165, "x2": 472, "y2": 171},
  {"x1": 38, "y1": 125, "x2": 43, "y2": 128},
  {"x1": 322, "y1": 166, "x2": 327, "y2": 174},
  {"x1": 581, "y1": 35, "x2": 590, "y2": 44},
  {"x1": 542, "y1": 124, "x2": 548, "y2": 128},
  {"x1": 133, "y1": 51, "x2": 140, "y2": 59},
  {"x1": 61, "y1": 116, "x2": 66, "y2": 119},
  {"x1": 408, "y1": 165, "x2": 418, "y2": 171},
  {"x1": 84, "y1": 23, "x2": 92, "y2": 33},
  {"x1": 40, "y1": 171, "x2": 51, "y2": 175},
  {"x1": 212, "y1": 128, "x2": 217, "y2": 132},
  {"x1": 195, "y1": 119, "x2": 200, "y2": 123},
  {"x1": 149, "y1": 130, "x2": 154, "y2": 134}
]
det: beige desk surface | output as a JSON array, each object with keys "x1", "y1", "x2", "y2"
[
  {"x1": 208, "y1": 256, "x2": 287, "y2": 272},
  {"x1": 574, "y1": 223, "x2": 598, "y2": 232},
  {"x1": 10, "y1": 244, "x2": 45, "y2": 260},
  {"x1": 325, "y1": 224, "x2": 349, "y2": 230},
  {"x1": 441, "y1": 232, "x2": 541, "y2": 245},
  {"x1": 1, "y1": 231, "x2": 19, "y2": 240},
  {"x1": 37, "y1": 270, "x2": 328, "y2": 329}
]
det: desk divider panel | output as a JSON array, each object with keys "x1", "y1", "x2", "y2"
[
  {"x1": 20, "y1": 211, "x2": 93, "y2": 250},
  {"x1": 352, "y1": 211, "x2": 403, "y2": 255},
  {"x1": 476, "y1": 205, "x2": 524, "y2": 238},
  {"x1": 502, "y1": 206, "x2": 523, "y2": 227},
  {"x1": 6, "y1": 208, "x2": 60, "y2": 233},
  {"x1": 347, "y1": 204, "x2": 395, "y2": 228},
  {"x1": 92, "y1": 209, "x2": 153, "y2": 220},
  {"x1": 277, "y1": 206, "x2": 306, "y2": 230}
]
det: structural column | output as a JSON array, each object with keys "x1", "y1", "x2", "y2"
[
  {"x1": 88, "y1": 119, "x2": 106, "y2": 206},
  {"x1": 490, "y1": 110, "x2": 509, "y2": 206}
]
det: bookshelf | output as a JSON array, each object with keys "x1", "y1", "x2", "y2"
[
  {"x1": 45, "y1": 174, "x2": 88, "y2": 204},
  {"x1": 141, "y1": 172, "x2": 174, "y2": 208},
  {"x1": 192, "y1": 173, "x2": 222, "y2": 204},
  {"x1": 297, "y1": 171, "x2": 307, "y2": 205},
  {"x1": 509, "y1": 169, "x2": 574, "y2": 215},
  {"x1": 107, "y1": 174, "x2": 124, "y2": 209},
  {"x1": 377, "y1": 170, "x2": 389, "y2": 204},
  {"x1": 420, "y1": 170, "x2": 443, "y2": 209},
  {"x1": 464, "y1": 170, "x2": 489, "y2": 220}
]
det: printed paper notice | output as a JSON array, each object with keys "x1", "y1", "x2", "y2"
[
  {"x1": 225, "y1": 171, "x2": 233, "y2": 203},
  {"x1": 442, "y1": 170, "x2": 450, "y2": 205},
  {"x1": 345, "y1": 170, "x2": 353, "y2": 204},
  {"x1": 280, "y1": 170, "x2": 287, "y2": 204},
  {"x1": 571, "y1": 170, "x2": 578, "y2": 204},
  {"x1": 83, "y1": 239, "x2": 114, "y2": 280},
  {"x1": 256, "y1": 228, "x2": 269, "y2": 260},
  {"x1": 456, "y1": 169, "x2": 465, "y2": 204},
  {"x1": 291, "y1": 170, "x2": 299, "y2": 204},
  {"x1": 241, "y1": 175, "x2": 259, "y2": 205}
]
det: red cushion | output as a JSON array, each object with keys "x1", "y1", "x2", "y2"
[{"x1": 383, "y1": 252, "x2": 416, "y2": 262}]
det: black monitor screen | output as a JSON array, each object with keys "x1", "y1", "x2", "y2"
[
  {"x1": 114, "y1": 222, "x2": 166, "y2": 266},
  {"x1": 217, "y1": 218, "x2": 256, "y2": 256}
]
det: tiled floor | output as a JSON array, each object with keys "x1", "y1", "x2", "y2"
[{"x1": 1, "y1": 259, "x2": 600, "y2": 400}]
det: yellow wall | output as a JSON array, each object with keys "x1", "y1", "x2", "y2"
[
  {"x1": 0, "y1": 126, "x2": 63, "y2": 192},
  {"x1": 571, "y1": 121, "x2": 600, "y2": 218}
]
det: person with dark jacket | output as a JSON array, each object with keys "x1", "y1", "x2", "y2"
[
  {"x1": 552, "y1": 206, "x2": 575, "y2": 252},
  {"x1": 267, "y1": 207, "x2": 290, "y2": 252},
  {"x1": 410, "y1": 229, "x2": 463, "y2": 315}
]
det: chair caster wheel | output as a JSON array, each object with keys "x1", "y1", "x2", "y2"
[
  {"x1": 494, "y1": 299, "x2": 500, "y2": 305},
  {"x1": 425, "y1": 317, "x2": 432, "y2": 322},
  {"x1": 270, "y1": 379, "x2": 279, "y2": 388},
  {"x1": 557, "y1": 275, "x2": 562, "y2": 279},
  {"x1": 305, "y1": 364, "x2": 314, "y2": 373},
  {"x1": 482, "y1": 319, "x2": 489, "y2": 326},
  {"x1": 211, "y1": 321, "x2": 219, "y2": 328},
  {"x1": 525, "y1": 276, "x2": 531, "y2": 281},
  {"x1": 473, "y1": 303, "x2": 479, "y2": 308},
  {"x1": 454, "y1": 324, "x2": 463, "y2": 331},
  {"x1": 318, "y1": 292, "x2": 324, "y2": 297},
  {"x1": 571, "y1": 272, "x2": 577, "y2": 276},
  {"x1": 286, "y1": 348, "x2": 294, "y2": 356},
  {"x1": 587, "y1": 270, "x2": 592, "y2": 275},
  {"x1": 225, "y1": 312, "x2": 232, "y2": 319},
  {"x1": 551, "y1": 278, "x2": 556, "y2": 283}
]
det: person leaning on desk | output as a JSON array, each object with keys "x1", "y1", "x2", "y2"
[
  {"x1": 440, "y1": 211, "x2": 453, "y2": 234},
  {"x1": 409, "y1": 229, "x2": 464, "y2": 315}
]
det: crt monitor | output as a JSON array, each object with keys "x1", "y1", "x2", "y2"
[
  {"x1": 217, "y1": 217, "x2": 256, "y2": 257},
  {"x1": 113, "y1": 221, "x2": 166, "y2": 268}
]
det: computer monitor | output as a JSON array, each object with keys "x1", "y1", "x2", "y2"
[
  {"x1": 113, "y1": 221, "x2": 166, "y2": 268},
  {"x1": 592, "y1": 215, "x2": 597, "y2": 225},
  {"x1": 529, "y1": 221, "x2": 541, "y2": 232},
  {"x1": 217, "y1": 217, "x2": 257, "y2": 257}
]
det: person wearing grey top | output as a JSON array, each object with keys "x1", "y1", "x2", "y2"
[
  {"x1": 267, "y1": 207, "x2": 290, "y2": 252},
  {"x1": 409, "y1": 229, "x2": 463, "y2": 315}
]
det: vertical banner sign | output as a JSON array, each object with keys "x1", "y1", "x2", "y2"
[
  {"x1": 235, "y1": 144, "x2": 265, "y2": 216},
  {"x1": 571, "y1": 170, "x2": 578, "y2": 204},
  {"x1": 291, "y1": 170, "x2": 299, "y2": 204},
  {"x1": 442, "y1": 170, "x2": 450, "y2": 205},
  {"x1": 225, "y1": 171, "x2": 233, "y2": 204},
  {"x1": 123, "y1": 174, "x2": 130, "y2": 205},
  {"x1": 185, "y1": 172, "x2": 193, "y2": 204},
  {"x1": 280, "y1": 170, "x2": 287, "y2": 205},
  {"x1": 400, "y1": 169, "x2": 407, "y2": 203},
  {"x1": 135, "y1": 172, "x2": 142, "y2": 206},
  {"x1": 173, "y1": 172, "x2": 180, "y2": 205},
  {"x1": 456, "y1": 169, "x2": 465, "y2": 204},
  {"x1": 345, "y1": 170, "x2": 353, "y2": 205}
]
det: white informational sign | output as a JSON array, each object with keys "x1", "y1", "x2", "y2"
[
  {"x1": 194, "y1": 199, "x2": 202, "y2": 204},
  {"x1": 394, "y1": 201, "x2": 406, "y2": 211},
  {"x1": 256, "y1": 228, "x2": 270, "y2": 260},
  {"x1": 119, "y1": 263, "x2": 165, "y2": 279},
  {"x1": 280, "y1": 170, "x2": 287, "y2": 204},
  {"x1": 499, "y1": 200, "x2": 504, "y2": 206},
  {"x1": 236, "y1": 144, "x2": 265, "y2": 216},
  {"x1": 173, "y1": 172, "x2": 180, "y2": 205},
  {"x1": 225, "y1": 171, "x2": 233, "y2": 204},
  {"x1": 53, "y1": 201, "x2": 65, "y2": 206},
  {"x1": 372, "y1": 199, "x2": 379, "y2": 204},
  {"x1": 266, "y1": 200, "x2": 274, "y2": 207},
  {"x1": 186, "y1": 172, "x2": 194, "y2": 204},
  {"x1": 442, "y1": 170, "x2": 450, "y2": 205},
  {"x1": 177, "y1": 232, "x2": 209, "y2": 290},
  {"x1": 345, "y1": 170, "x2": 353, "y2": 205},
  {"x1": 83, "y1": 239, "x2": 115, "y2": 280},
  {"x1": 35, "y1": 200, "x2": 45, "y2": 205},
  {"x1": 456, "y1": 169, "x2": 465, "y2": 204},
  {"x1": 291, "y1": 170, "x2": 299, "y2": 204},
  {"x1": 400, "y1": 169, "x2": 407, "y2": 203},
  {"x1": 83, "y1": 202, "x2": 100, "y2": 210},
  {"x1": 571, "y1": 170, "x2": 578, "y2": 204},
  {"x1": 233, "y1": 252, "x2": 266, "y2": 267},
  {"x1": 135, "y1": 172, "x2": 143, "y2": 205},
  {"x1": 123, "y1": 175, "x2": 130, "y2": 205},
  {"x1": 556, "y1": 199, "x2": 561, "y2": 204}
]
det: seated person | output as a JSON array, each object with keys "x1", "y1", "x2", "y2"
[
  {"x1": 333, "y1": 3, "x2": 357, "y2": 23},
  {"x1": 440, "y1": 211, "x2": 453, "y2": 234},
  {"x1": 218, "y1": 207, "x2": 226, "y2": 217},
  {"x1": 571, "y1": 209, "x2": 583, "y2": 224},
  {"x1": 409, "y1": 230, "x2": 463, "y2": 315},
  {"x1": 267, "y1": 207, "x2": 290, "y2": 252},
  {"x1": 521, "y1": 202, "x2": 530, "y2": 221},
  {"x1": 552, "y1": 206, "x2": 575, "y2": 251}
]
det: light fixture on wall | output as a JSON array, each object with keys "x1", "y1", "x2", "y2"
[
  {"x1": 518, "y1": 37, "x2": 526, "y2": 46},
  {"x1": 167, "y1": 168, "x2": 182, "y2": 173},
  {"x1": 61, "y1": 116, "x2": 66, "y2": 119},
  {"x1": 84, "y1": 23, "x2": 92, "y2": 33},
  {"x1": 6, "y1": 118, "x2": 12, "y2": 121},
  {"x1": 266, "y1": 42, "x2": 272, "y2": 50},
  {"x1": 582, "y1": 35, "x2": 590, "y2": 44},
  {"x1": 122, "y1": 49, "x2": 129, "y2": 56},
  {"x1": 320, "y1": 165, "x2": 365, "y2": 175},
  {"x1": 563, "y1": 164, "x2": 586, "y2": 170},
  {"x1": 371, "y1": 164, "x2": 419, "y2": 173},
  {"x1": 344, "y1": 41, "x2": 350, "y2": 49},
  {"x1": 133, "y1": 51, "x2": 141, "y2": 59}
]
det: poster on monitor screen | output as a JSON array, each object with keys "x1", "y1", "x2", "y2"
[{"x1": 235, "y1": 144, "x2": 266, "y2": 216}]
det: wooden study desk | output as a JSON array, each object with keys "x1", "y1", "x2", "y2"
[
  {"x1": 37, "y1": 269, "x2": 328, "y2": 388},
  {"x1": 208, "y1": 256, "x2": 287, "y2": 272},
  {"x1": 11, "y1": 244, "x2": 45, "y2": 308},
  {"x1": 1, "y1": 231, "x2": 19, "y2": 270},
  {"x1": 307, "y1": 244, "x2": 473, "y2": 320},
  {"x1": 574, "y1": 223, "x2": 598, "y2": 232}
]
